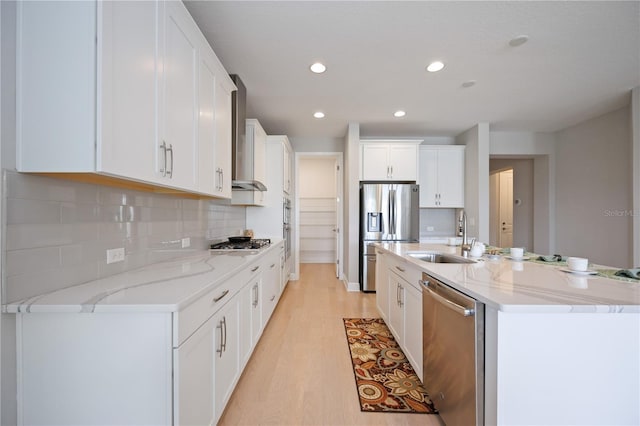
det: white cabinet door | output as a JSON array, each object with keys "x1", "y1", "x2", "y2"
[
  {"x1": 362, "y1": 144, "x2": 391, "y2": 180},
  {"x1": 419, "y1": 148, "x2": 439, "y2": 207},
  {"x1": 361, "y1": 142, "x2": 420, "y2": 181},
  {"x1": 387, "y1": 271, "x2": 405, "y2": 344},
  {"x1": 403, "y1": 281, "x2": 423, "y2": 379},
  {"x1": 283, "y1": 143, "x2": 292, "y2": 194},
  {"x1": 419, "y1": 146, "x2": 465, "y2": 208},
  {"x1": 215, "y1": 78, "x2": 233, "y2": 198},
  {"x1": 437, "y1": 147, "x2": 465, "y2": 207},
  {"x1": 157, "y1": 1, "x2": 198, "y2": 190},
  {"x1": 174, "y1": 316, "x2": 215, "y2": 426},
  {"x1": 261, "y1": 253, "x2": 281, "y2": 326},
  {"x1": 197, "y1": 47, "x2": 217, "y2": 195},
  {"x1": 375, "y1": 249, "x2": 389, "y2": 322},
  {"x1": 99, "y1": 1, "x2": 158, "y2": 183},
  {"x1": 213, "y1": 297, "x2": 240, "y2": 421},
  {"x1": 388, "y1": 145, "x2": 419, "y2": 181}
]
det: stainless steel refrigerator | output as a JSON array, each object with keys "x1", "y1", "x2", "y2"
[{"x1": 360, "y1": 182, "x2": 419, "y2": 292}]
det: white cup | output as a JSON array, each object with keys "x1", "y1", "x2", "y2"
[
  {"x1": 510, "y1": 247, "x2": 524, "y2": 259},
  {"x1": 567, "y1": 257, "x2": 589, "y2": 272},
  {"x1": 470, "y1": 246, "x2": 484, "y2": 257}
]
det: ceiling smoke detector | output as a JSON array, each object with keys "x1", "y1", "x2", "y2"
[{"x1": 509, "y1": 35, "x2": 529, "y2": 47}]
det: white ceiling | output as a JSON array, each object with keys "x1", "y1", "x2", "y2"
[{"x1": 184, "y1": 1, "x2": 640, "y2": 139}]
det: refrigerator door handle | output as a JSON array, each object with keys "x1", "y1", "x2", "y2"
[{"x1": 390, "y1": 188, "x2": 397, "y2": 236}]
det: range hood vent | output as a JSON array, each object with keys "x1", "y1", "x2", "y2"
[{"x1": 230, "y1": 75, "x2": 267, "y2": 192}]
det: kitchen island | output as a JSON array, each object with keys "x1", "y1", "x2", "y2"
[{"x1": 376, "y1": 242, "x2": 640, "y2": 426}]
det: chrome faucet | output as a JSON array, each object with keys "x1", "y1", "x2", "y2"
[{"x1": 458, "y1": 210, "x2": 471, "y2": 257}]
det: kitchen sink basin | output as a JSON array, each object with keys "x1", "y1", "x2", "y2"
[{"x1": 407, "y1": 252, "x2": 476, "y2": 264}]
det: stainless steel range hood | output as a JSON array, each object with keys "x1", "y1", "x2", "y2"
[{"x1": 230, "y1": 75, "x2": 267, "y2": 192}]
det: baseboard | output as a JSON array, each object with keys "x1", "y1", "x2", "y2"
[{"x1": 343, "y1": 280, "x2": 361, "y2": 292}]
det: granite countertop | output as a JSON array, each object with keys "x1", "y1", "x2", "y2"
[
  {"x1": 376, "y1": 242, "x2": 640, "y2": 313},
  {"x1": 4, "y1": 239, "x2": 284, "y2": 314}
]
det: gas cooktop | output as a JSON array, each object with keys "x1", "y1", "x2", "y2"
[{"x1": 210, "y1": 238, "x2": 271, "y2": 251}]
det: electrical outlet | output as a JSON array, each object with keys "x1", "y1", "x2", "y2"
[
  {"x1": 426, "y1": 226, "x2": 435, "y2": 231},
  {"x1": 106, "y1": 247, "x2": 125, "y2": 264},
  {"x1": 181, "y1": 237, "x2": 191, "y2": 248}
]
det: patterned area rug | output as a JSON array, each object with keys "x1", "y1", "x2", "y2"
[{"x1": 342, "y1": 318, "x2": 437, "y2": 414}]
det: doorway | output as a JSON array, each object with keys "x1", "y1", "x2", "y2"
[
  {"x1": 489, "y1": 158, "x2": 535, "y2": 250},
  {"x1": 296, "y1": 153, "x2": 343, "y2": 279},
  {"x1": 490, "y1": 169, "x2": 513, "y2": 247}
]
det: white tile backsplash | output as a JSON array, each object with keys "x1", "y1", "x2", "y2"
[{"x1": 2, "y1": 170, "x2": 246, "y2": 303}]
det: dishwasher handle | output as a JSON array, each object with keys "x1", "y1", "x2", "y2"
[{"x1": 421, "y1": 280, "x2": 475, "y2": 317}]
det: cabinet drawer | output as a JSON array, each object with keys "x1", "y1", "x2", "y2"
[
  {"x1": 386, "y1": 255, "x2": 422, "y2": 291},
  {"x1": 173, "y1": 260, "x2": 262, "y2": 347}
]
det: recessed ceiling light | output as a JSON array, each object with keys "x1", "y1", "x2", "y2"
[
  {"x1": 509, "y1": 35, "x2": 529, "y2": 47},
  {"x1": 310, "y1": 62, "x2": 326, "y2": 73},
  {"x1": 394, "y1": 110, "x2": 406, "y2": 118},
  {"x1": 426, "y1": 61, "x2": 445, "y2": 72},
  {"x1": 313, "y1": 111, "x2": 325, "y2": 119},
  {"x1": 462, "y1": 80, "x2": 476, "y2": 88}
]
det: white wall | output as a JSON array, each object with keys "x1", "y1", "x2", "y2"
[
  {"x1": 555, "y1": 105, "x2": 633, "y2": 268},
  {"x1": 632, "y1": 87, "x2": 640, "y2": 266},
  {"x1": 457, "y1": 123, "x2": 490, "y2": 242},
  {"x1": 344, "y1": 123, "x2": 360, "y2": 289},
  {"x1": 289, "y1": 136, "x2": 344, "y2": 153}
]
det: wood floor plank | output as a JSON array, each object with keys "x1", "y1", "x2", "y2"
[{"x1": 218, "y1": 263, "x2": 444, "y2": 426}]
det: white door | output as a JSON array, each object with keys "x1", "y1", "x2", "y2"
[
  {"x1": 499, "y1": 169, "x2": 514, "y2": 247},
  {"x1": 388, "y1": 144, "x2": 418, "y2": 181},
  {"x1": 361, "y1": 144, "x2": 390, "y2": 180}
]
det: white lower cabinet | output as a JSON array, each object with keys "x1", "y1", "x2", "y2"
[
  {"x1": 261, "y1": 251, "x2": 281, "y2": 326},
  {"x1": 174, "y1": 316, "x2": 215, "y2": 425},
  {"x1": 213, "y1": 297, "x2": 240, "y2": 421},
  {"x1": 375, "y1": 249, "x2": 390, "y2": 322},
  {"x1": 381, "y1": 254, "x2": 423, "y2": 379},
  {"x1": 15, "y1": 244, "x2": 285, "y2": 425}
]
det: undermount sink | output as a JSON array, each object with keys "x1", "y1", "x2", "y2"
[{"x1": 407, "y1": 252, "x2": 476, "y2": 264}]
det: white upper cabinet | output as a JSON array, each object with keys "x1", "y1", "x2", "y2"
[
  {"x1": 16, "y1": 0, "x2": 235, "y2": 198},
  {"x1": 158, "y1": 1, "x2": 199, "y2": 190},
  {"x1": 198, "y1": 38, "x2": 235, "y2": 198},
  {"x1": 360, "y1": 140, "x2": 422, "y2": 181},
  {"x1": 419, "y1": 145, "x2": 465, "y2": 208}
]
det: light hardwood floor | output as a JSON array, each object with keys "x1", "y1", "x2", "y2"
[{"x1": 219, "y1": 263, "x2": 445, "y2": 426}]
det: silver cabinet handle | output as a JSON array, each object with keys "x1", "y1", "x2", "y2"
[
  {"x1": 222, "y1": 316, "x2": 227, "y2": 353},
  {"x1": 166, "y1": 144, "x2": 174, "y2": 178},
  {"x1": 213, "y1": 289, "x2": 229, "y2": 303},
  {"x1": 424, "y1": 285, "x2": 475, "y2": 317},
  {"x1": 395, "y1": 265, "x2": 406, "y2": 273},
  {"x1": 159, "y1": 141, "x2": 167, "y2": 177},
  {"x1": 270, "y1": 263, "x2": 276, "y2": 269},
  {"x1": 220, "y1": 169, "x2": 224, "y2": 191},
  {"x1": 396, "y1": 283, "x2": 400, "y2": 306},
  {"x1": 252, "y1": 283, "x2": 259, "y2": 307},
  {"x1": 399, "y1": 284, "x2": 404, "y2": 307},
  {"x1": 216, "y1": 319, "x2": 224, "y2": 357},
  {"x1": 251, "y1": 265, "x2": 259, "y2": 273},
  {"x1": 270, "y1": 295, "x2": 275, "y2": 302}
]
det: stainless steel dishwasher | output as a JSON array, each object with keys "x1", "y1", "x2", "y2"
[{"x1": 421, "y1": 272, "x2": 484, "y2": 426}]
